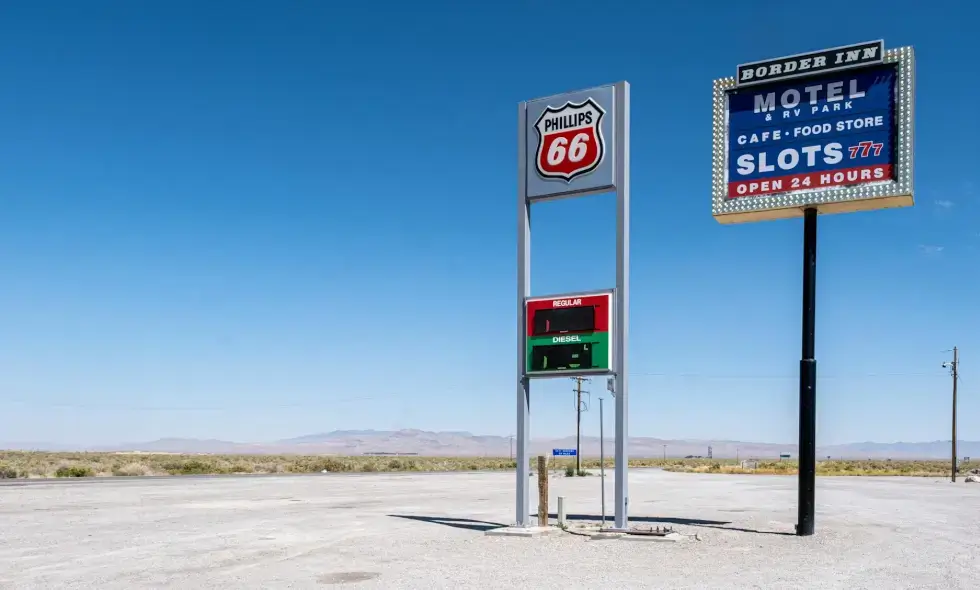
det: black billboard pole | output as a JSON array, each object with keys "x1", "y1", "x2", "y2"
[{"x1": 797, "y1": 207, "x2": 818, "y2": 536}]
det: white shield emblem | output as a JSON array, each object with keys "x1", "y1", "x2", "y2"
[{"x1": 534, "y1": 97, "x2": 606, "y2": 182}]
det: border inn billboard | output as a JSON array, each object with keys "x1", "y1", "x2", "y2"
[{"x1": 712, "y1": 41, "x2": 915, "y2": 223}]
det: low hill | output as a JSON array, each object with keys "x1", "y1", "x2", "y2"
[{"x1": 4, "y1": 430, "x2": 977, "y2": 459}]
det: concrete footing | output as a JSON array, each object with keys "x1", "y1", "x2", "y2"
[{"x1": 484, "y1": 526, "x2": 558, "y2": 538}]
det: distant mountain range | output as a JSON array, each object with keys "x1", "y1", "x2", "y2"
[{"x1": 3, "y1": 429, "x2": 977, "y2": 460}]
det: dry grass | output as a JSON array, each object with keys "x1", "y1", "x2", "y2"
[
  {"x1": 657, "y1": 458, "x2": 979, "y2": 477},
  {"x1": 0, "y1": 451, "x2": 520, "y2": 479},
  {"x1": 0, "y1": 451, "x2": 973, "y2": 479}
]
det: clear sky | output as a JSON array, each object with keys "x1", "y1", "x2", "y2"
[{"x1": 0, "y1": 1, "x2": 976, "y2": 447}]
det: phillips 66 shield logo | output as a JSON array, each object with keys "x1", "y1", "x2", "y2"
[{"x1": 534, "y1": 97, "x2": 606, "y2": 182}]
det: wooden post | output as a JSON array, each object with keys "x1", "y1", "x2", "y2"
[{"x1": 537, "y1": 455, "x2": 548, "y2": 527}]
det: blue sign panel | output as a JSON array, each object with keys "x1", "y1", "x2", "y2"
[
  {"x1": 727, "y1": 64, "x2": 896, "y2": 199},
  {"x1": 552, "y1": 448, "x2": 577, "y2": 456}
]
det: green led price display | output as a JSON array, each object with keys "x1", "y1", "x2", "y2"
[{"x1": 530, "y1": 340, "x2": 594, "y2": 372}]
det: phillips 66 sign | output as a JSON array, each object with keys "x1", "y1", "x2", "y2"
[
  {"x1": 712, "y1": 41, "x2": 915, "y2": 223},
  {"x1": 534, "y1": 97, "x2": 606, "y2": 182},
  {"x1": 525, "y1": 84, "x2": 617, "y2": 201}
]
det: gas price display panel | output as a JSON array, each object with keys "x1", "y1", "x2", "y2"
[{"x1": 525, "y1": 292, "x2": 613, "y2": 377}]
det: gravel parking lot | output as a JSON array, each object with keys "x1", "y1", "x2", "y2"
[{"x1": 1, "y1": 469, "x2": 977, "y2": 589}]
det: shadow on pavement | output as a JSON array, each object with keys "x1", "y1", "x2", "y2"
[
  {"x1": 388, "y1": 513, "x2": 794, "y2": 536},
  {"x1": 547, "y1": 513, "x2": 795, "y2": 536},
  {"x1": 387, "y1": 514, "x2": 507, "y2": 532},
  {"x1": 553, "y1": 513, "x2": 730, "y2": 526},
  {"x1": 698, "y1": 524, "x2": 796, "y2": 536}
]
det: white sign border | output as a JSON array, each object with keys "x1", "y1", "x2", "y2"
[{"x1": 711, "y1": 46, "x2": 915, "y2": 224}]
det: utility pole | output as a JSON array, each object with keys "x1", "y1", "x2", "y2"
[
  {"x1": 509, "y1": 434, "x2": 514, "y2": 461},
  {"x1": 944, "y1": 347, "x2": 959, "y2": 483},
  {"x1": 572, "y1": 377, "x2": 590, "y2": 473}
]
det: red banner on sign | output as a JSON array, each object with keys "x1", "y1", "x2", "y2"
[{"x1": 526, "y1": 293, "x2": 611, "y2": 336}]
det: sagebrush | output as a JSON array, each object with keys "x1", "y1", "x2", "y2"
[{"x1": 0, "y1": 451, "x2": 971, "y2": 479}]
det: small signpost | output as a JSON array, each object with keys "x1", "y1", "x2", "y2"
[{"x1": 553, "y1": 449, "x2": 577, "y2": 457}]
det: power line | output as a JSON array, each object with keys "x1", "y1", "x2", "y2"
[
  {"x1": 2, "y1": 370, "x2": 958, "y2": 411},
  {"x1": 0, "y1": 394, "x2": 392, "y2": 411},
  {"x1": 632, "y1": 371, "x2": 946, "y2": 379}
]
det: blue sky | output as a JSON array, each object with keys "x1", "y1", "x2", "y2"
[{"x1": 0, "y1": 1, "x2": 976, "y2": 447}]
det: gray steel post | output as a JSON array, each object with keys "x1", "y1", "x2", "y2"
[
  {"x1": 600, "y1": 397, "x2": 606, "y2": 527},
  {"x1": 516, "y1": 101, "x2": 531, "y2": 527},
  {"x1": 613, "y1": 81, "x2": 630, "y2": 531}
]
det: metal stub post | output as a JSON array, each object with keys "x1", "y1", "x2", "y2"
[
  {"x1": 537, "y1": 456, "x2": 549, "y2": 527},
  {"x1": 557, "y1": 496, "x2": 566, "y2": 527}
]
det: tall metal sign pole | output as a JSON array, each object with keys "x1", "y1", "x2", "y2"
[
  {"x1": 516, "y1": 82, "x2": 630, "y2": 530},
  {"x1": 599, "y1": 396, "x2": 606, "y2": 526},
  {"x1": 516, "y1": 102, "x2": 531, "y2": 527},
  {"x1": 712, "y1": 41, "x2": 915, "y2": 536},
  {"x1": 613, "y1": 81, "x2": 630, "y2": 531}
]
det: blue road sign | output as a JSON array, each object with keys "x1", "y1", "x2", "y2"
[{"x1": 552, "y1": 448, "x2": 577, "y2": 456}]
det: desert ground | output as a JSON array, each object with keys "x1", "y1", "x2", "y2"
[{"x1": 1, "y1": 468, "x2": 977, "y2": 589}]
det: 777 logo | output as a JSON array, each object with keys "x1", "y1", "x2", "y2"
[{"x1": 848, "y1": 141, "x2": 883, "y2": 159}]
